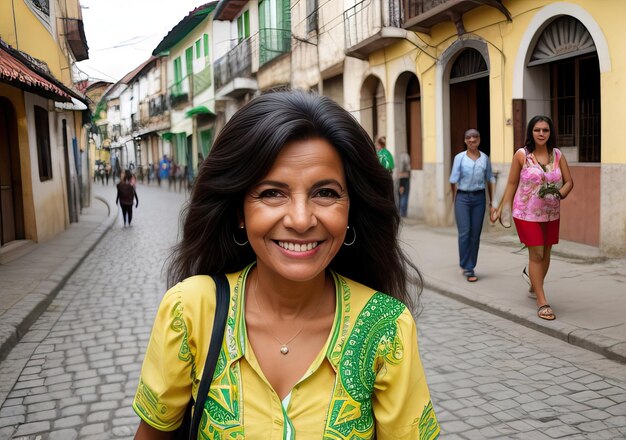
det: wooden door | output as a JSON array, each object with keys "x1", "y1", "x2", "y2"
[
  {"x1": 450, "y1": 81, "x2": 477, "y2": 159},
  {"x1": 0, "y1": 98, "x2": 24, "y2": 245}
]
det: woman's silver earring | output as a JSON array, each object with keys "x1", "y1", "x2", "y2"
[
  {"x1": 233, "y1": 226, "x2": 248, "y2": 246},
  {"x1": 343, "y1": 226, "x2": 356, "y2": 246}
]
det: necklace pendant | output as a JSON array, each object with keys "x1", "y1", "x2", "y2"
[{"x1": 280, "y1": 345, "x2": 289, "y2": 355}]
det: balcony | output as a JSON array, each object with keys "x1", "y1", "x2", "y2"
[
  {"x1": 259, "y1": 28, "x2": 291, "y2": 66},
  {"x1": 344, "y1": 0, "x2": 406, "y2": 60},
  {"x1": 148, "y1": 95, "x2": 167, "y2": 117},
  {"x1": 168, "y1": 77, "x2": 190, "y2": 108},
  {"x1": 62, "y1": 18, "x2": 89, "y2": 61},
  {"x1": 193, "y1": 63, "x2": 212, "y2": 96},
  {"x1": 403, "y1": 0, "x2": 511, "y2": 35},
  {"x1": 213, "y1": 37, "x2": 258, "y2": 98}
]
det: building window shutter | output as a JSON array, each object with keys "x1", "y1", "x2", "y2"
[
  {"x1": 34, "y1": 105, "x2": 52, "y2": 181},
  {"x1": 185, "y1": 47, "x2": 193, "y2": 75}
]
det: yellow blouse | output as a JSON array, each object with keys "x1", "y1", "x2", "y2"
[{"x1": 133, "y1": 264, "x2": 440, "y2": 439}]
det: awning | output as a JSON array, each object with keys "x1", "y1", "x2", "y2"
[
  {"x1": 54, "y1": 96, "x2": 88, "y2": 111},
  {"x1": 0, "y1": 40, "x2": 71, "y2": 102},
  {"x1": 185, "y1": 105, "x2": 215, "y2": 118},
  {"x1": 160, "y1": 131, "x2": 187, "y2": 141}
]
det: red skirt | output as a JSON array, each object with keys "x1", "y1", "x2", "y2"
[{"x1": 514, "y1": 218, "x2": 560, "y2": 247}]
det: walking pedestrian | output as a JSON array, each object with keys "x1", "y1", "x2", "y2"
[
  {"x1": 449, "y1": 129, "x2": 496, "y2": 282},
  {"x1": 133, "y1": 91, "x2": 439, "y2": 439},
  {"x1": 159, "y1": 154, "x2": 169, "y2": 186},
  {"x1": 116, "y1": 169, "x2": 139, "y2": 227},
  {"x1": 397, "y1": 151, "x2": 411, "y2": 217},
  {"x1": 492, "y1": 115, "x2": 573, "y2": 320}
]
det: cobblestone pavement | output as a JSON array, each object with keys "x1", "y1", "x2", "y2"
[
  {"x1": 1, "y1": 182, "x2": 625, "y2": 439},
  {"x1": 418, "y1": 289, "x2": 626, "y2": 439},
  {"x1": 0, "y1": 183, "x2": 187, "y2": 439}
]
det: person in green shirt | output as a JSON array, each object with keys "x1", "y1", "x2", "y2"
[{"x1": 375, "y1": 136, "x2": 394, "y2": 171}]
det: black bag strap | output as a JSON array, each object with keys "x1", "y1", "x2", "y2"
[{"x1": 188, "y1": 274, "x2": 230, "y2": 440}]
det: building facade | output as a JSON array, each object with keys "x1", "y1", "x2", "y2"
[
  {"x1": 0, "y1": 0, "x2": 89, "y2": 260},
  {"x1": 293, "y1": 0, "x2": 625, "y2": 256}
]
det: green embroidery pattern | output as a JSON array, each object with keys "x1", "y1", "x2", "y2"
[
  {"x1": 133, "y1": 378, "x2": 170, "y2": 428},
  {"x1": 325, "y1": 292, "x2": 405, "y2": 438},
  {"x1": 419, "y1": 401, "x2": 440, "y2": 440},
  {"x1": 171, "y1": 300, "x2": 198, "y2": 383},
  {"x1": 199, "y1": 271, "x2": 247, "y2": 439}
]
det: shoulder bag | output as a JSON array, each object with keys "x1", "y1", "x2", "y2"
[{"x1": 174, "y1": 274, "x2": 230, "y2": 440}]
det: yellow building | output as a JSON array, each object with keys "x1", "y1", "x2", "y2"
[
  {"x1": 333, "y1": 0, "x2": 623, "y2": 256},
  {"x1": 0, "y1": 0, "x2": 89, "y2": 259}
]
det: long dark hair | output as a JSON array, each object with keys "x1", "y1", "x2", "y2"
[
  {"x1": 524, "y1": 115, "x2": 557, "y2": 153},
  {"x1": 166, "y1": 91, "x2": 421, "y2": 307}
]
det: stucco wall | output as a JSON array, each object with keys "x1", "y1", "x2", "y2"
[{"x1": 24, "y1": 93, "x2": 68, "y2": 242}]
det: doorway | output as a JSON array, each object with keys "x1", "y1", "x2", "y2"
[
  {"x1": 0, "y1": 98, "x2": 25, "y2": 245},
  {"x1": 449, "y1": 49, "x2": 490, "y2": 159}
]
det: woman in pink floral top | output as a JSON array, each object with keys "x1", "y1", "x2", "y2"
[{"x1": 492, "y1": 116, "x2": 573, "y2": 321}]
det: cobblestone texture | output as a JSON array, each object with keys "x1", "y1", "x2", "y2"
[{"x1": 418, "y1": 290, "x2": 626, "y2": 439}]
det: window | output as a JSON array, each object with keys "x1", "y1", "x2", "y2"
[
  {"x1": 185, "y1": 47, "x2": 194, "y2": 75},
  {"x1": 203, "y1": 34, "x2": 209, "y2": 58},
  {"x1": 25, "y1": 0, "x2": 50, "y2": 27},
  {"x1": 259, "y1": 0, "x2": 291, "y2": 65},
  {"x1": 551, "y1": 55, "x2": 601, "y2": 162},
  {"x1": 237, "y1": 10, "x2": 250, "y2": 43},
  {"x1": 195, "y1": 39, "x2": 201, "y2": 59},
  {"x1": 306, "y1": 0, "x2": 318, "y2": 33},
  {"x1": 34, "y1": 105, "x2": 52, "y2": 181},
  {"x1": 173, "y1": 57, "x2": 182, "y2": 83}
]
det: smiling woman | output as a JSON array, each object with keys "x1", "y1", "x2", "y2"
[{"x1": 133, "y1": 91, "x2": 440, "y2": 440}]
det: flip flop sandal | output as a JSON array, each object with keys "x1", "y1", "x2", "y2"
[
  {"x1": 537, "y1": 304, "x2": 556, "y2": 321},
  {"x1": 463, "y1": 270, "x2": 478, "y2": 282}
]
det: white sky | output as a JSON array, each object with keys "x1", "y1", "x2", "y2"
[{"x1": 76, "y1": 0, "x2": 209, "y2": 83}]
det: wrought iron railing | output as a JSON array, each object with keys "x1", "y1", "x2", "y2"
[
  {"x1": 344, "y1": 0, "x2": 403, "y2": 49},
  {"x1": 214, "y1": 38, "x2": 252, "y2": 90},
  {"x1": 168, "y1": 77, "x2": 190, "y2": 107},
  {"x1": 193, "y1": 64, "x2": 212, "y2": 96},
  {"x1": 259, "y1": 28, "x2": 291, "y2": 66},
  {"x1": 404, "y1": 0, "x2": 449, "y2": 18}
]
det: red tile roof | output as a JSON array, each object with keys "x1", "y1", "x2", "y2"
[{"x1": 0, "y1": 40, "x2": 72, "y2": 102}]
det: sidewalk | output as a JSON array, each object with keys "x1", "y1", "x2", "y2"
[
  {"x1": 0, "y1": 186, "x2": 117, "y2": 362},
  {"x1": 1, "y1": 190, "x2": 625, "y2": 364},
  {"x1": 400, "y1": 219, "x2": 626, "y2": 363}
]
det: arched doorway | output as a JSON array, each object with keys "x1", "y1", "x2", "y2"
[
  {"x1": 0, "y1": 98, "x2": 25, "y2": 245},
  {"x1": 360, "y1": 75, "x2": 386, "y2": 141},
  {"x1": 449, "y1": 48, "x2": 490, "y2": 159}
]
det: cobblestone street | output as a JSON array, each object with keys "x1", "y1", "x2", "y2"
[
  {"x1": 418, "y1": 291, "x2": 626, "y2": 439},
  {"x1": 0, "y1": 183, "x2": 186, "y2": 439},
  {"x1": 0, "y1": 183, "x2": 625, "y2": 439}
]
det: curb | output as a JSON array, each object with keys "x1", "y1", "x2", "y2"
[
  {"x1": 0, "y1": 197, "x2": 116, "y2": 363},
  {"x1": 423, "y1": 276, "x2": 626, "y2": 364}
]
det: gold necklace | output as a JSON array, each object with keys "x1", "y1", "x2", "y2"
[{"x1": 252, "y1": 274, "x2": 325, "y2": 355}]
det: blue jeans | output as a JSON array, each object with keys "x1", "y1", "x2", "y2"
[
  {"x1": 454, "y1": 190, "x2": 486, "y2": 272},
  {"x1": 398, "y1": 178, "x2": 410, "y2": 217}
]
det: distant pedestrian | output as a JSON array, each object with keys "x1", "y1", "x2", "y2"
[
  {"x1": 492, "y1": 116, "x2": 573, "y2": 320},
  {"x1": 449, "y1": 129, "x2": 496, "y2": 282},
  {"x1": 159, "y1": 155, "x2": 169, "y2": 185},
  {"x1": 116, "y1": 170, "x2": 139, "y2": 227},
  {"x1": 375, "y1": 136, "x2": 394, "y2": 172},
  {"x1": 104, "y1": 163, "x2": 111, "y2": 185},
  {"x1": 397, "y1": 151, "x2": 411, "y2": 217},
  {"x1": 169, "y1": 161, "x2": 178, "y2": 191}
]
